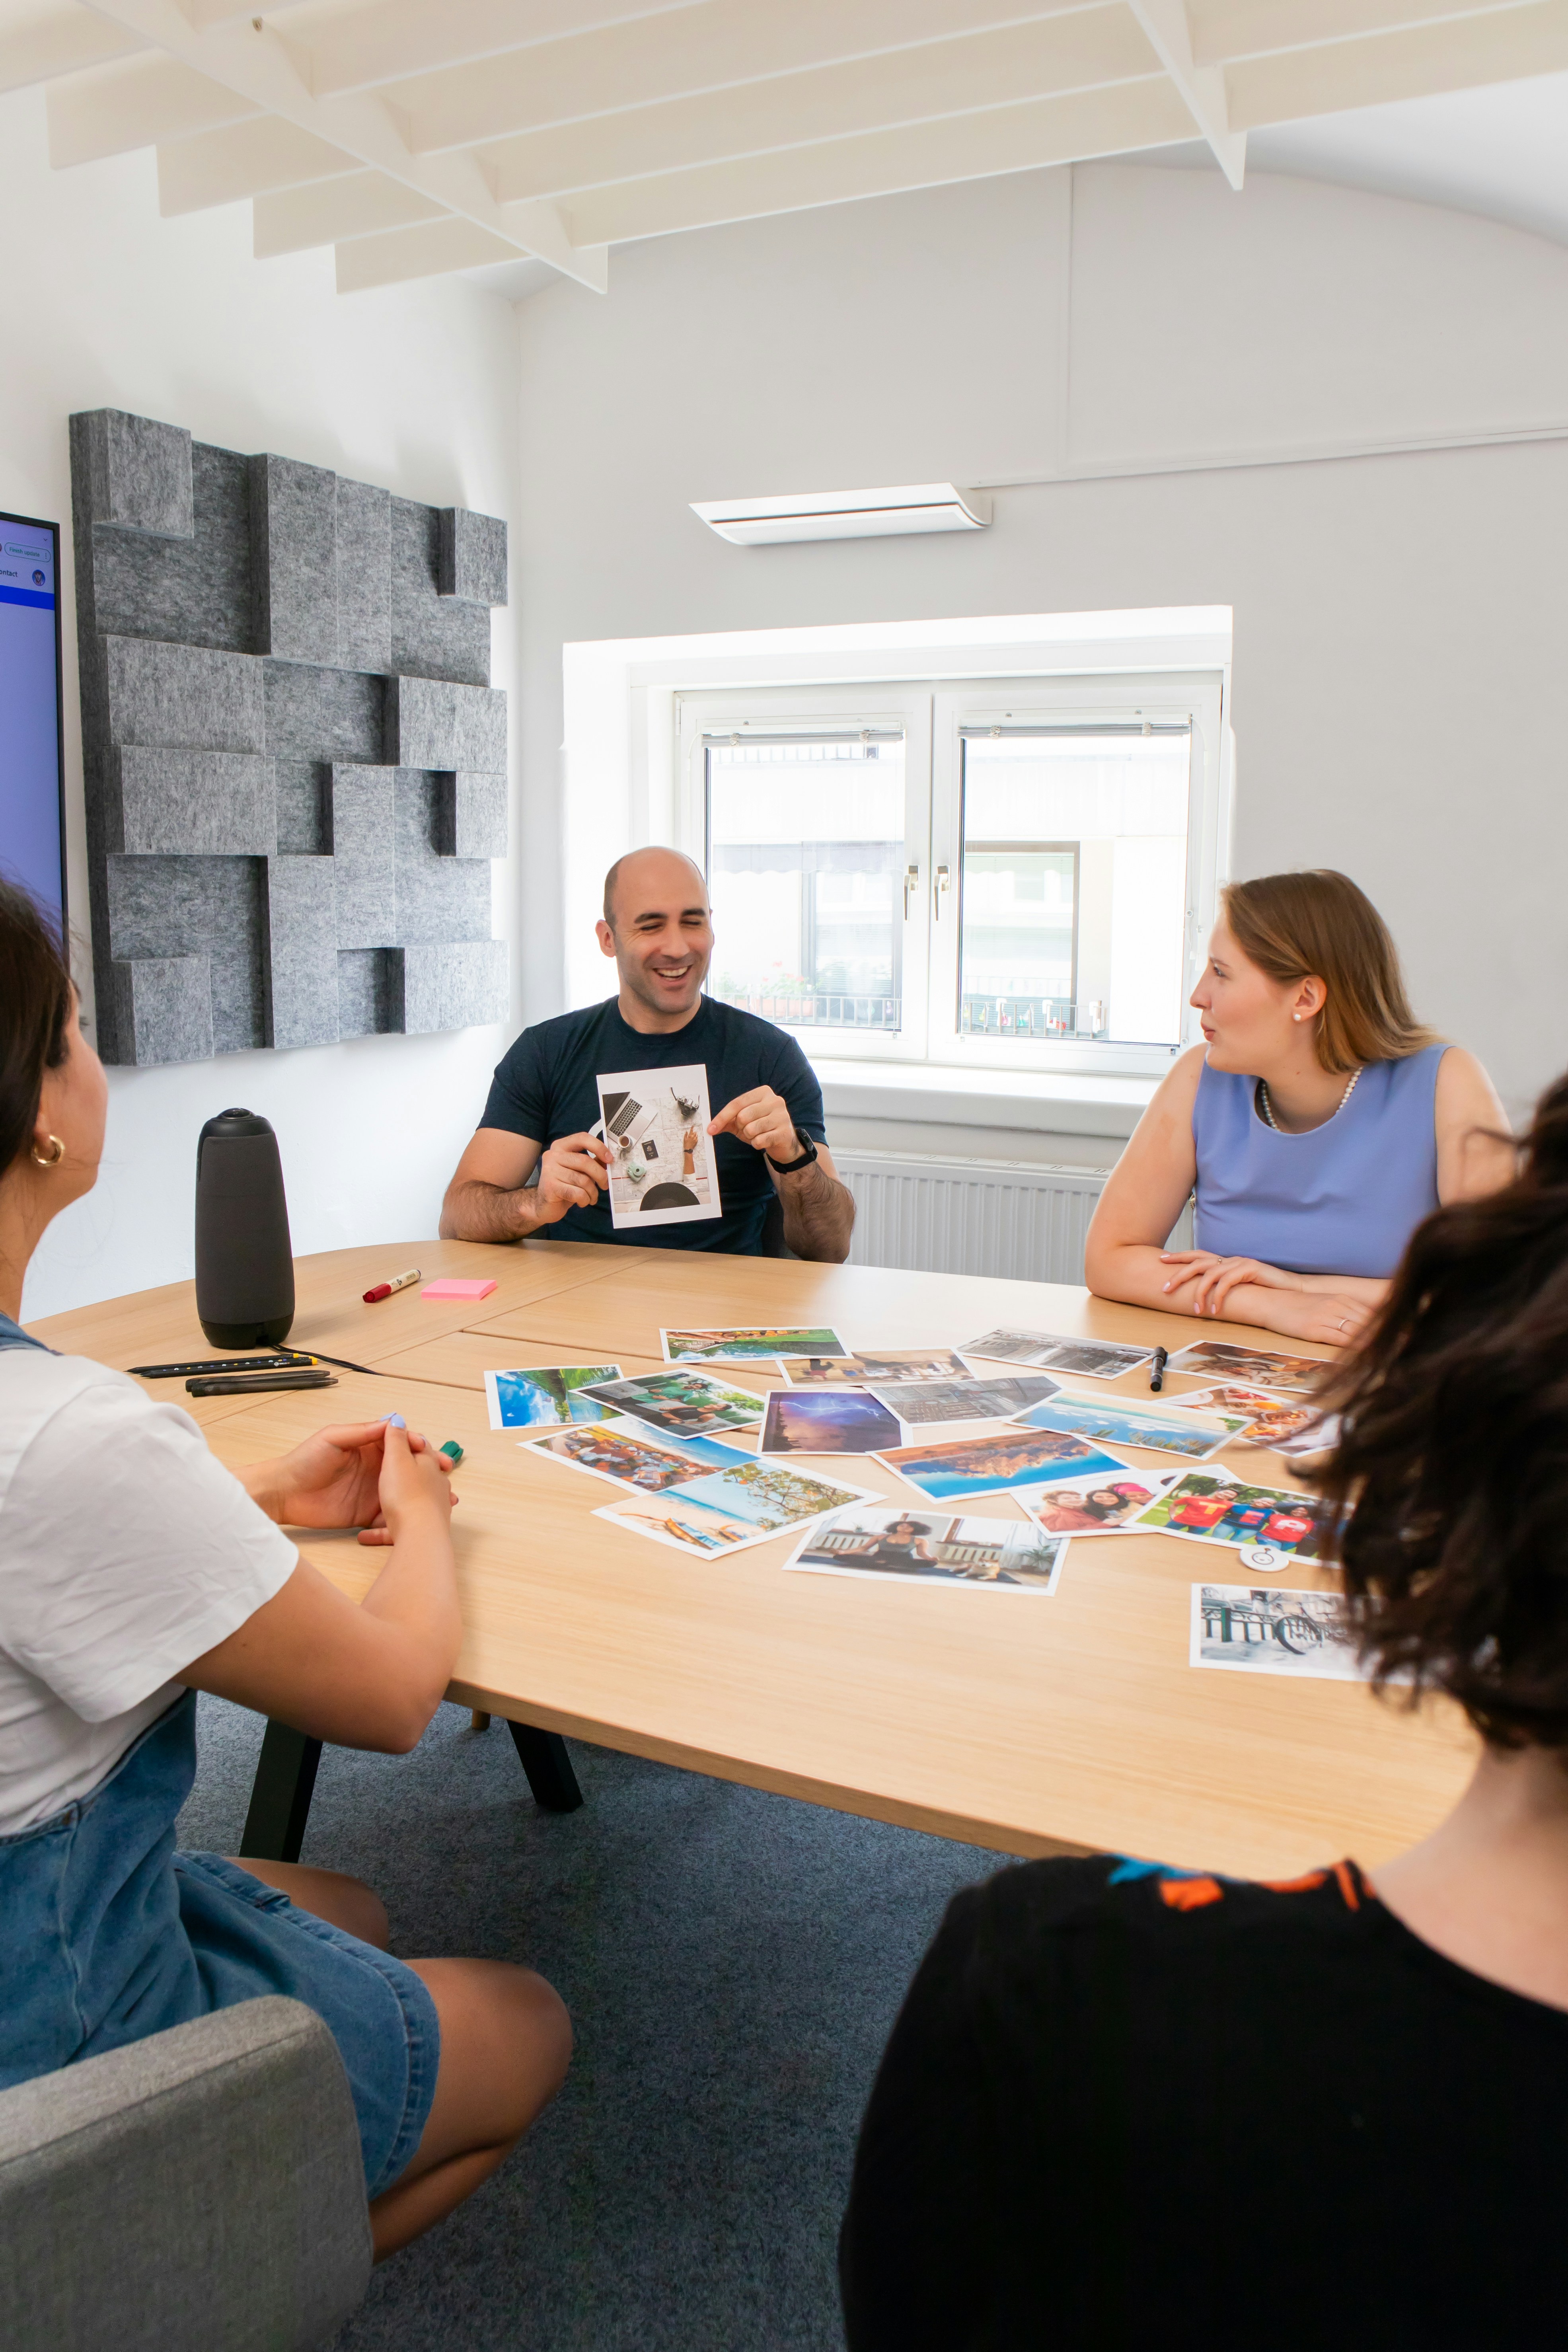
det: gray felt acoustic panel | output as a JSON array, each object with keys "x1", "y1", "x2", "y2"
[{"x1": 70, "y1": 409, "x2": 510, "y2": 1066}]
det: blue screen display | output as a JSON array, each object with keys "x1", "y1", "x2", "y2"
[{"x1": 0, "y1": 513, "x2": 64, "y2": 928}]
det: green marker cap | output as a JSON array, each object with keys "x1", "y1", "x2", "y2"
[{"x1": 439, "y1": 1440, "x2": 464, "y2": 1465}]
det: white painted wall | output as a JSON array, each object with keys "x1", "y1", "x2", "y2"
[
  {"x1": 514, "y1": 162, "x2": 1568, "y2": 1132},
  {"x1": 0, "y1": 90, "x2": 524, "y2": 1320}
]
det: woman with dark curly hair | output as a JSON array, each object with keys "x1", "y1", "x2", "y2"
[{"x1": 841, "y1": 1076, "x2": 1568, "y2": 2350}]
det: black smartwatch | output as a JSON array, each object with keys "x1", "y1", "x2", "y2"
[{"x1": 766, "y1": 1127, "x2": 819, "y2": 1175}]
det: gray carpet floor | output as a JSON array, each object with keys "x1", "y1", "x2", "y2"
[{"x1": 177, "y1": 1695, "x2": 1003, "y2": 2350}]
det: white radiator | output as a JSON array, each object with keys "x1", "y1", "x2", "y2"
[{"x1": 834, "y1": 1152, "x2": 1108, "y2": 1286}]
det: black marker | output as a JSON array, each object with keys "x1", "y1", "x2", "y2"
[{"x1": 1149, "y1": 1347, "x2": 1169, "y2": 1393}]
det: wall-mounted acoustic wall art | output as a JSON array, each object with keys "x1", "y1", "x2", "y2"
[{"x1": 68, "y1": 407, "x2": 510, "y2": 1067}]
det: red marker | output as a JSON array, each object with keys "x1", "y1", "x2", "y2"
[{"x1": 363, "y1": 1265, "x2": 421, "y2": 1304}]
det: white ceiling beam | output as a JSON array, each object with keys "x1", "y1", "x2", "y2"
[
  {"x1": 1190, "y1": 0, "x2": 1537, "y2": 69},
  {"x1": 1127, "y1": 0, "x2": 1245, "y2": 185},
  {"x1": 72, "y1": 0, "x2": 607, "y2": 288},
  {"x1": 0, "y1": 5, "x2": 144, "y2": 96},
  {"x1": 1228, "y1": 0, "x2": 1568, "y2": 125},
  {"x1": 305, "y1": 0, "x2": 709, "y2": 100},
  {"x1": 254, "y1": 169, "x2": 448, "y2": 256},
  {"x1": 487, "y1": 10, "x2": 1159, "y2": 201},
  {"x1": 397, "y1": 0, "x2": 1101, "y2": 157},
  {"x1": 157, "y1": 115, "x2": 360, "y2": 215},
  {"x1": 550, "y1": 72, "x2": 1194, "y2": 245},
  {"x1": 47, "y1": 51, "x2": 259, "y2": 166},
  {"x1": 334, "y1": 214, "x2": 528, "y2": 293}
]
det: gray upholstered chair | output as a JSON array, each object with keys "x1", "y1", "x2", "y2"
[{"x1": 0, "y1": 1996, "x2": 371, "y2": 2351}]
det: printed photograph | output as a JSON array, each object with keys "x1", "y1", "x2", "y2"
[
  {"x1": 1024, "y1": 1473, "x2": 1172, "y2": 1534},
  {"x1": 522, "y1": 1416, "x2": 751, "y2": 1496},
  {"x1": 1236, "y1": 1403, "x2": 1325, "y2": 1451},
  {"x1": 1130, "y1": 1471, "x2": 1329, "y2": 1565},
  {"x1": 667, "y1": 1458, "x2": 869, "y2": 1534},
  {"x1": 760, "y1": 1389, "x2": 902, "y2": 1456},
  {"x1": 579, "y1": 1368, "x2": 765, "y2": 1437},
  {"x1": 596, "y1": 1063, "x2": 721, "y2": 1230},
  {"x1": 662, "y1": 1327, "x2": 849, "y2": 1365},
  {"x1": 1272, "y1": 1411, "x2": 1343, "y2": 1461},
  {"x1": 779, "y1": 1348, "x2": 974, "y2": 1387},
  {"x1": 590, "y1": 1494, "x2": 776, "y2": 1559},
  {"x1": 877, "y1": 1425, "x2": 1131, "y2": 1505},
  {"x1": 1160, "y1": 1383, "x2": 1292, "y2": 1435},
  {"x1": 786, "y1": 1507, "x2": 1069, "y2": 1593},
  {"x1": 1014, "y1": 1393, "x2": 1234, "y2": 1462},
  {"x1": 484, "y1": 1364, "x2": 623, "y2": 1431},
  {"x1": 961, "y1": 1330, "x2": 1153, "y2": 1380},
  {"x1": 862, "y1": 1374, "x2": 1062, "y2": 1426},
  {"x1": 1162, "y1": 1340, "x2": 1332, "y2": 1395},
  {"x1": 1190, "y1": 1584, "x2": 1365, "y2": 1681}
]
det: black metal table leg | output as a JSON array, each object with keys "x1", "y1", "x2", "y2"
[
  {"x1": 239, "y1": 1720, "x2": 324, "y2": 1862},
  {"x1": 508, "y1": 1721, "x2": 584, "y2": 1812}
]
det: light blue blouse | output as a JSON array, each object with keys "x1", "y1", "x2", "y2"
[{"x1": 1190, "y1": 1044, "x2": 1447, "y2": 1278}]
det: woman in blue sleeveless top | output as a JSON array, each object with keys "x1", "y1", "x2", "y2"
[
  {"x1": 0, "y1": 881, "x2": 570, "y2": 2259},
  {"x1": 1085, "y1": 871, "x2": 1511, "y2": 1347}
]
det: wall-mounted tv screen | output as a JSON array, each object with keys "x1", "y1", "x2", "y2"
[{"x1": 0, "y1": 511, "x2": 66, "y2": 930}]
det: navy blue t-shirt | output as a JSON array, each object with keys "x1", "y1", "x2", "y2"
[{"x1": 479, "y1": 995, "x2": 827, "y2": 1255}]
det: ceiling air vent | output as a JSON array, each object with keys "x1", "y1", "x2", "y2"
[{"x1": 691, "y1": 483, "x2": 991, "y2": 546}]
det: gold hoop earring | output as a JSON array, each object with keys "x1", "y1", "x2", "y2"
[{"x1": 31, "y1": 1135, "x2": 66, "y2": 1169}]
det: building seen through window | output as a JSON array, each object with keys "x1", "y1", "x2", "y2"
[
  {"x1": 958, "y1": 728, "x2": 1191, "y2": 1046},
  {"x1": 706, "y1": 735, "x2": 906, "y2": 1031}
]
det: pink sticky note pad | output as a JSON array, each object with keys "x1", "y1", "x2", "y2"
[{"x1": 421, "y1": 1277, "x2": 497, "y2": 1300}]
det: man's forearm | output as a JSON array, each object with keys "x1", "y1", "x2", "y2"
[
  {"x1": 439, "y1": 1179, "x2": 546, "y2": 1243},
  {"x1": 777, "y1": 1162, "x2": 855, "y2": 1263}
]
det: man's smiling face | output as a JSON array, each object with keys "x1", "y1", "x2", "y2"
[{"x1": 598, "y1": 847, "x2": 715, "y2": 1026}]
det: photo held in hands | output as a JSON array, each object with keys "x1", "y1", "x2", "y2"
[{"x1": 440, "y1": 846, "x2": 855, "y2": 1262}]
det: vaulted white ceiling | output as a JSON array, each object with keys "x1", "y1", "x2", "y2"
[{"x1": 6, "y1": 0, "x2": 1568, "y2": 296}]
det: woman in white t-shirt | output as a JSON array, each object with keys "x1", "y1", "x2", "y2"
[{"x1": 0, "y1": 881, "x2": 570, "y2": 2260}]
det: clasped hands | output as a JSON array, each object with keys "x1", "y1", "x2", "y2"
[
  {"x1": 1159, "y1": 1252, "x2": 1376, "y2": 1345},
  {"x1": 533, "y1": 1086, "x2": 802, "y2": 1220},
  {"x1": 240, "y1": 1418, "x2": 457, "y2": 1547}
]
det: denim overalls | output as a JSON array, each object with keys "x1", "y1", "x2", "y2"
[{"x1": 0, "y1": 1314, "x2": 438, "y2": 2195}]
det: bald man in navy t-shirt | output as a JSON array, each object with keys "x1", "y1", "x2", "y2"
[{"x1": 440, "y1": 848, "x2": 855, "y2": 1260}]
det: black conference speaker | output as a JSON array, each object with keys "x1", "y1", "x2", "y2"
[{"x1": 194, "y1": 1108, "x2": 296, "y2": 1348}]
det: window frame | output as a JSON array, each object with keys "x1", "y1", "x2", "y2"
[
  {"x1": 675, "y1": 668, "x2": 1227, "y2": 1080},
  {"x1": 676, "y1": 683, "x2": 935, "y2": 1064}
]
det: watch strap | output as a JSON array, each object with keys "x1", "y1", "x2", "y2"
[{"x1": 766, "y1": 1128, "x2": 819, "y2": 1175}]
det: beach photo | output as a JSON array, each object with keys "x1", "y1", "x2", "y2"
[
  {"x1": 877, "y1": 1425, "x2": 1130, "y2": 1505},
  {"x1": 779, "y1": 1348, "x2": 973, "y2": 1387},
  {"x1": 759, "y1": 1389, "x2": 901, "y2": 1456},
  {"x1": 662, "y1": 1327, "x2": 848, "y2": 1365},
  {"x1": 522, "y1": 1416, "x2": 751, "y2": 1496},
  {"x1": 1131, "y1": 1471, "x2": 1329, "y2": 1565},
  {"x1": 1163, "y1": 1340, "x2": 1331, "y2": 1395},
  {"x1": 663, "y1": 1458, "x2": 870, "y2": 1536},
  {"x1": 787, "y1": 1507, "x2": 1069, "y2": 1593},
  {"x1": 1190, "y1": 1584, "x2": 1364, "y2": 1680},
  {"x1": 863, "y1": 1374, "x2": 1061, "y2": 1426},
  {"x1": 579, "y1": 1368, "x2": 765, "y2": 1437},
  {"x1": 591, "y1": 1493, "x2": 774, "y2": 1559},
  {"x1": 1015, "y1": 1393, "x2": 1233, "y2": 1462},
  {"x1": 484, "y1": 1364, "x2": 623, "y2": 1430},
  {"x1": 961, "y1": 1330, "x2": 1153, "y2": 1380}
]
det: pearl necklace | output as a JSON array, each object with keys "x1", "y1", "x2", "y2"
[{"x1": 1258, "y1": 1066, "x2": 1362, "y2": 1133}]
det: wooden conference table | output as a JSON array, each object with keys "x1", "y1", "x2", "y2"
[{"x1": 38, "y1": 1239, "x2": 1476, "y2": 1880}]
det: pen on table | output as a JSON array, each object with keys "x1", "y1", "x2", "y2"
[
  {"x1": 1149, "y1": 1346, "x2": 1169, "y2": 1393},
  {"x1": 363, "y1": 1266, "x2": 421, "y2": 1304}
]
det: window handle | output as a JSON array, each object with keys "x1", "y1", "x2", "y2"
[
  {"x1": 933, "y1": 863, "x2": 951, "y2": 920},
  {"x1": 902, "y1": 863, "x2": 920, "y2": 918}
]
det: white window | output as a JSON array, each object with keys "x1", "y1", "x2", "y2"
[{"x1": 676, "y1": 672, "x2": 1226, "y2": 1077}]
